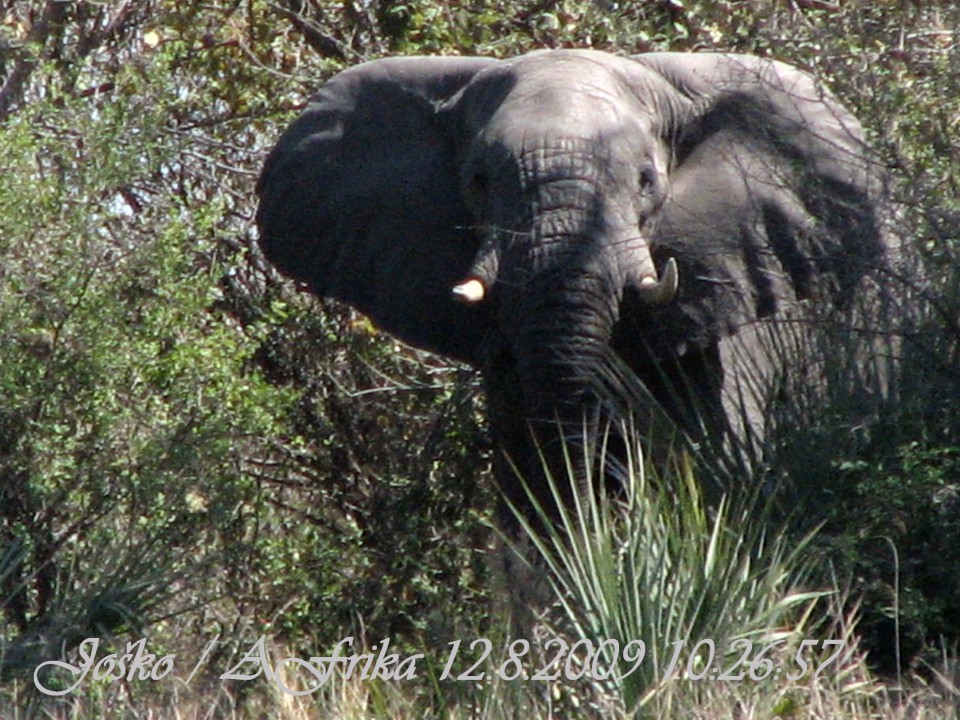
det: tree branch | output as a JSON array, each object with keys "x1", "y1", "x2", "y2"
[
  {"x1": 275, "y1": 0, "x2": 347, "y2": 62},
  {"x1": 0, "y1": 0, "x2": 65, "y2": 120}
]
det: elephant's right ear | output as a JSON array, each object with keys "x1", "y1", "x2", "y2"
[
  {"x1": 256, "y1": 56, "x2": 498, "y2": 365},
  {"x1": 624, "y1": 52, "x2": 890, "y2": 357}
]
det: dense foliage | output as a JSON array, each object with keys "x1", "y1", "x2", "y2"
[{"x1": 1, "y1": 1, "x2": 957, "y2": 717}]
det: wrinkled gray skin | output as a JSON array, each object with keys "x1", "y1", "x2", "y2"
[{"x1": 256, "y1": 50, "x2": 903, "y2": 522}]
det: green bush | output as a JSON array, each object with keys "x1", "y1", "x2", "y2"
[{"x1": 823, "y1": 444, "x2": 960, "y2": 675}]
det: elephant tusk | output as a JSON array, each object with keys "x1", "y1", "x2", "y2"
[
  {"x1": 637, "y1": 257, "x2": 679, "y2": 305},
  {"x1": 452, "y1": 278, "x2": 486, "y2": 303}
]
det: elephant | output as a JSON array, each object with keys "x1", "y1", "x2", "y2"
[{"x1": 255, "y1": 49, "x2": 907, "y2": 524}]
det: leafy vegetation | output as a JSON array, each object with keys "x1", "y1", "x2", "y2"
[{"x1": 0, "y1": 1, "x2": 957, "y2": 718}]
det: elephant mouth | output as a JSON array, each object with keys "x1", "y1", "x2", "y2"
[
  {"x1": 458, "y1": 242, "x2": 679, "y2": 431},
  {"x1": 451, "y1": 255, "x2": 677, "y2": 307}
]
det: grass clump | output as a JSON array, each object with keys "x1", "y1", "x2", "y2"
[{"x1": 495, "y1": 423, "x2": 957, "y2": 718}]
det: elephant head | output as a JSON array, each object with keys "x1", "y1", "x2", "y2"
[{"x1": 256, "y1": 50, "x2": 897, "y2": 520}]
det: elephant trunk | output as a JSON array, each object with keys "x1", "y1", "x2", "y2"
[
  {"x1": 496, "y1": 159, "x2": 643, "y2": 419},
  {"x1": 488, "y1": 252, "x2": 627, "y2": 522},
  {"x1": 509, "y1": 267, "x2": 621, "y2": 418},
  {"x1": 479, "y1": 146, "x2": 675, "y2": 509},
  {"x1": 479, "y1": 270, "x2": 609, "y2": 520}
]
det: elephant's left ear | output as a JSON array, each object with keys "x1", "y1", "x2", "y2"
[
  {"x1": 256, "y1": 56, "x2": 498, "y2": 365},
  {"x1": 624, "y1": 52, "x2": 890, "y2": 356}
]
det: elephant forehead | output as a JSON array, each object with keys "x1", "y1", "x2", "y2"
[
  {"x1": 469, "y1": 52, "x2": 650, "y2": 141},
  {"x1": 502, "y1": 49, "x2": 628, "y2": 87},
  {"x1": 484, "y1": 87, "x2": 652, "y2": 157},
  {"x1": 509, "y1": 63, "x2": 628, "y2": 117}
]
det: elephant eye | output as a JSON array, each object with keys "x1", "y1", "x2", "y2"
[
  {"x1": 469, "y1": 171, "x2": 489, "y2": 198},
  {"x1": 638, "y1": 165, "x2": 658, "y2": 194}
]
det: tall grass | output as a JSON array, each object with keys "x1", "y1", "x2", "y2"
[{"x1": 500, "y1": 423, "x2": 829, "y2": 715}]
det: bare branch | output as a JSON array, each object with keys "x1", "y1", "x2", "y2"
[
  {"x1": 75, "y1": 0, "x2": 145, "y2": 58},
  {"x1": 0, "y1": 0, "x2": 65, "y2": 120},
  {"x1": 274, "y1": 0, "x2": 347, "y2": 62}
]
